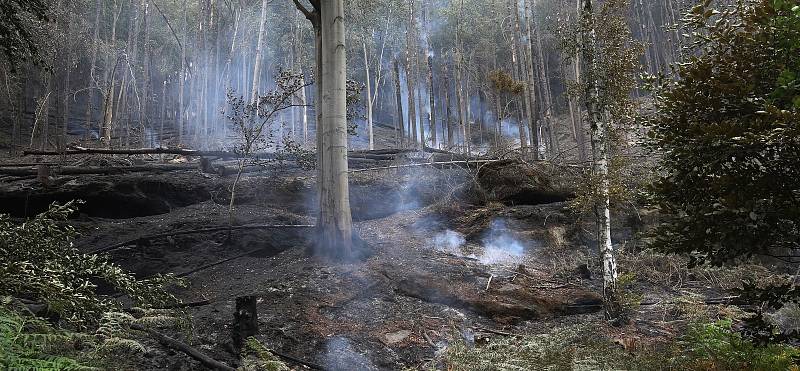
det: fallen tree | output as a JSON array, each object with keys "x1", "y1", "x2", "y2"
[{"x1": 0, "y1": 164, "x2": 199, "y2": 176}]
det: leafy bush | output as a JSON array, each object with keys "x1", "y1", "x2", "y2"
[
  {"x1": 647, "y1": 0, "x2": 800, "y2": 266},
  {"x1": 0, "y1": 201, "x2": 180, "y2": 326}
]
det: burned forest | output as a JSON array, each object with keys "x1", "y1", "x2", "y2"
[{"x1": 1, "y1": 0, "x2": 800, "y2": 369}]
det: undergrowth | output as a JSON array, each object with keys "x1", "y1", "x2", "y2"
[
  {"x1": 438, "y1": 321, "x2": 800, "y2": 370},
  {"x1": 0, "y1": 202, "x2": 188, "y2": 369}
]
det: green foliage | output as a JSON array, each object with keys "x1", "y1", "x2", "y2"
[
  {"x1": 679, "y1": 319, "x2": 800, "y2": 369},
  {"x1": 438, "y1": 325, "x2": 672, "y2": 370},
  {"x1": 0, "y1": 303, "x2": 92, "y2": 370},
  {"x1": 0, "y1": 0, "x2": 50, "y2": 71},
  {"x1": 647, "y1": 0, "x2": 800, "y2": 266},
  {"x1": 439, "y1": 321, "x2": 800, "y2": 370},
  {"x1": 0, "y1": 201, "x2": 180, "y2": 327},
  {"x1": 239, "y1": 337, "x2": 289, "y2": 371}
]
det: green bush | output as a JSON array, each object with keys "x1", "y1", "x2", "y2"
[
  {"x1": 679, "y1": 319, "x2": 800, "y2": 370},
  {"x1": 0, "y1": 201, "x2": 180, "y2": 327}
]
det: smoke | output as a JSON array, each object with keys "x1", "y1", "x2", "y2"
[
  {"x1": 479, "y1": 219, "x2": 526, "y2": 266},
  {"x1": 323, "y1": 336, "x2": 375, "y2": 371},
  {"x1": 426, "y1": 219, "x2": 532, "y2": 266},
  {"x1": 430, "y1": 229, "x2": 466, "y2": 255}
]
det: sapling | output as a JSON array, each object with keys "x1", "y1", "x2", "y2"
[{"x1": 224, "y1": 69, "x2": 310, "y2": 236}]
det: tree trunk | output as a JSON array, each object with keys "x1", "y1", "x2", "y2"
[
  {"x1": 581, "y1": 0, "x2": 622, "y2": 324},
  {"x1": 318, "y1": 0, "x2": 354, "y2": 255},
  {"x1": 523, "y1": 0, "x2": 540, "y2": 159},
  {"x1": 393, "y1": 59, "x2": 404, "y2": 147},
  {"x1": 443, "y1": 62, "x2": 452, "y2": 148},
  {"x1": 427, "y1": 55, "x2": 436, "y2": 148},
  {"x1": 85, "y1": 0, "x2": 101, "y2": 141},
  {"x1": 510, "y1": 0, "x2": 529, "y2": 152},
  {"x1": 363, "y1": 42, "x2": 374, "y2": 150},
  {"x1": 250, "y1": 0, "x2": 269, "y2": 103}
]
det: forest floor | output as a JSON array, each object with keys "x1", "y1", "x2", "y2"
[{"x1": 0, "y1": 151, "x2": 758, "y2": 370}]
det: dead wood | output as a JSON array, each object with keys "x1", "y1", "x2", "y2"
[
  {"x1": 0, "y1": 164, "x2": 199, "y2": 176},
  {"x1": 24, "y1": 146, "x2": 234, "y2": 157},
  {"x1": 129, "y1": 323, "x2": 236, "y2": 371},
  {"x1": 348, "y1": 159, "x2": 501, "y2": 173},
  {"x1": 232, "y1": 296, "x2": 258, "y2": 352},
  {"x1": 88, "y1": 224, "x2": 313, "y2": 255}
]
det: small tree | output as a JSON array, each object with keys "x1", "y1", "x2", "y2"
[
  {"x1": 225, "y1": 69, "x2": 310, "y2": 232},
  {"x1": 558, "y1": 0, "x2": 643, "y2": 324}
]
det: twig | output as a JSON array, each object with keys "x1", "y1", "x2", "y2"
[
  {"x1": 472, "y1": 326, "x2": 519, "y2": 337},
  {"x1": 130, "y1": 323, "x2": 236, "y2": 371},
  {"x1": 485, "y1": 274, "x2": 493, "y2": 291}
]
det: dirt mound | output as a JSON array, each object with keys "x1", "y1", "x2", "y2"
[
  {"x1": 477, "y1": 160, "x2": 573, "y2": 205},
  {"x1": 0, "y1": 172, "x2": 211, "y2": 218}
]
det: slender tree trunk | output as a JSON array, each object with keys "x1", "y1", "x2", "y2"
[
  {"x1": 443, "y1": 62, "x2": 452, "y2": 148},
  {"x1": 427, "y1": 55, "x2": 436, "y2": 148},
  {"x1": 510, "y1": 0, "x2": 529, "y2": 152},
  {"x1": 85, "y1": 0, "x2": 101, "y2": 141},
  {"x1": 62, "y1": 61, "x2": 71, "y2": 148},
  {"x1": 363, "y1": 42, "x2": 374, "y2": 150},
  {"x1": 405, "y1": 23, "x2": 417, "y2": 148},
  {"x1": 178, "y1": 0, "x2": 187, "y2": 144},
  {"x1": 523, "y1": 0, "x2": 540, "y2": 159},
  {"x1": 393, "y1": 59, "x2": 404, "y2": 147},
  {"x1": 581, "y1": 0, "x2": 621, "y2": 323},
  {"x1": 250, "y1": 0, "x2": 269, "y2": 103}
]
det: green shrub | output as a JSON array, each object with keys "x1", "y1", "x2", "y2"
[
  {"x1": 679, "y1": 319, "x2": 800, "y2": 370},
  {"x1": 0, "y1": 201, "x2": 180, "y2": 327}
]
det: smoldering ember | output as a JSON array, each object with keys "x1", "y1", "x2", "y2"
[{"x1": 1, "y1": 0, "x2": 799, "y2": 370}]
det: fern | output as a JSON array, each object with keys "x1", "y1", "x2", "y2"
[{"x1": 0, "y1": 305, "x2": 93, "y2": 370}]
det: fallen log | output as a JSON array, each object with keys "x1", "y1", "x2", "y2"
[
  {"x1": 87, "y1": 224, "x2": 314, "y2": 255},
  {"x1": 0, "y1": 164, "x2": 199, "y2": 176},
  {"x1": 129, "y1": 323, "x2": 236, "y2": 371},
  {"x1": 348, "y1": 159, "x2": 501, "y2": 173},
  {"x1": 24, "y1": 146, "x2": 228, "y2": 157}
]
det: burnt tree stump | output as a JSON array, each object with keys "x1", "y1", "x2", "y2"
[{"x1": 232, "y1": 296, "x2": 258, "y2": 352}]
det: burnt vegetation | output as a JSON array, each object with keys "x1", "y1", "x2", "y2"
[{"x1": 1, "y1": 0, "x2": 800, "y2": 370}]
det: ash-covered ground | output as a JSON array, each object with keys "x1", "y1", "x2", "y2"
[{"x1": 0, "y1": 153, "x2": 687, "y2": 370}]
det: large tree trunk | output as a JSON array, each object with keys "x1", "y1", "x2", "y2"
[
  {"x1": 250, "y1": 0, "x2": 269, "y2": 103},
  {"x1": 581, "y1": 0, "x2": 622, "y2": 324},
  {"x1": 318, "y1": 0, "x2": 354, "y2": 255}
]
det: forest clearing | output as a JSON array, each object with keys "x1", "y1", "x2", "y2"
[{"x1": 1, "y1": 0, "x2": 799, "y2": 369}]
